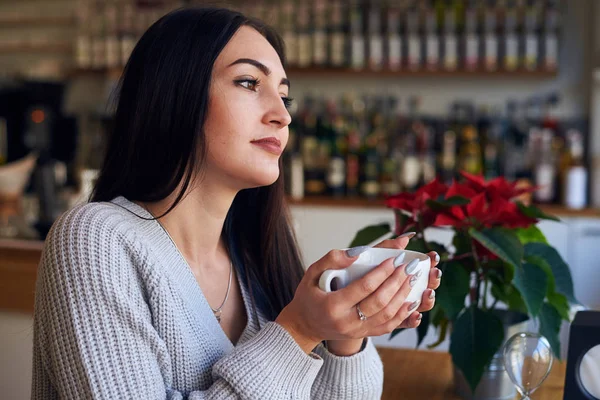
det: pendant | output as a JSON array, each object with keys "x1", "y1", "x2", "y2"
[{"x1": 214, "y1": 310, "x2": 222, "y2": 323}]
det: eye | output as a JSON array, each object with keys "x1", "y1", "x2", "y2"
[
  {"x1": 282, "y1": 97, "x2": 294, "y2": 109},
  {"x1": 235, "y1": 79, "x2": 260, "y2": 91}
]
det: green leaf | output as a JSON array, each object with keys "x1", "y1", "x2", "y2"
[
  {"x1": 450, "y1": 307, "x2": 505, "y2": 392},
  {"x1": 389, "y1": 311, "x2": 431, "y2": 346},
  {"x1": 515, "y1": 225, "x2": 548, "y2": 245},
  {"x1": 427, "y1": 317, "x2": 448, "y2": 349},
  {"x1": 349, "y1": 223, "x2": 391, "y2": 247},
  {"x1": 389, "y1": 327, "x2": 405, "y2": 340},
  {"x1": 513, "y1": 262, "x2": 548, "y2": 317},
  {"x1": 405, "y1": 237, "x2": 429, "y2": 253},
  {"x1": 517, "y1": 202, "x2": 561, "y2": 222},
  {"x1": 426, "y1": 196, "x2": 470, "y2": 211},
  {"x1": 525, "y1": 255, "x2": 556, "y2": 294},
  {"x1": 547, "y1": 291, "x2": 570, "y2": 321},
  {"x1": 436, "y1": 261, "x2": 470, "y2": 320},
  {"x1": 539, "y1": 303, "x2": 562, "y2": 359},
  {"x1": 524, "y1": 243, "x2": 577, "y2": 304},
  {"x1": 469, "y1": 227, "x2": 523, "y2": 269},
  {"x1": 453, "y1": 231, "x2": 472, "y2": 256},
  {"x1": 416, "y1": 310, "x2": 430, "y2": 347}
]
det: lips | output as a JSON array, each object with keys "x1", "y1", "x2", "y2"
[{"x1": 251, "y1": 137, "x2": 282, "y2": 155}]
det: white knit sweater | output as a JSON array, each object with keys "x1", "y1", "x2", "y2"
[{"x1": 31, "y1": 196, "x2": 384, "y2": 399}]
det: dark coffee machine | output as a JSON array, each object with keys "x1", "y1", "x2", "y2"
[{"x1": 0, "y1": 81, "x2": 78, "y2": 239}]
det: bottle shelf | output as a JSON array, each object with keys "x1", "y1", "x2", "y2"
[
  {"x1": 0, "y1": 43, "x2": 73, "y2": 54},
  {"x1": 69, "y1": 66, "x2": 558, "y2": 80},
  {"x1": 0, "y1": 16, "x2": 75, "y2": 27},
  {"x1": 285, "y1": 67, "x2": 558, "y2": 79},
  {"x1": 287, "y1": 195, "x2": 600, "y2": 217}
]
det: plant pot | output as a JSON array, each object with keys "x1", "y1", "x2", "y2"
[{"x1": 453, "y1": 309, "x2": 529, "y2": 400}]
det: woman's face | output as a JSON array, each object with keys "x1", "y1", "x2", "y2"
[{"x1": 202, "y1": 26, "x2": 292, "y2": 190}]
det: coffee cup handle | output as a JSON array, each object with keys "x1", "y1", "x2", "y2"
[{"x1": 319, "y1": 269, "x2": 348, "y2": 292}]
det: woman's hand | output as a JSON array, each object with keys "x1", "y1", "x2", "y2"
[
  {"x1": 276, "y1": 234, "x2": 442, "y2": 355},
  {"x1": 326, "y1": 233, "x2": 442, "y2": 356}
]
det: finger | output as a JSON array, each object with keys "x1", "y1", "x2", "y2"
[
  {"x1": 366, "y1": 259, "x2": 421, "y2": 326},
  {"x1": 355, "y1": 257, "x2": 409, "y2": 317},
  {"x1": 417, "y1": 288, "x2": 436, "y2": 312},
  {"x1": 373, "y1": 231, "x2": 416, "y2": 250},
  {"x1": 396, "y1": 311, "x2": 423, "y2": 329},
  {"x1": 368, "y1": 298, "x2": 422, "y2": 337},
  {"x1": 335, "y1": 255, "x2": 400, "y2": 307},
  {"x1": 306, "y1": 247, "x2": 369, "y2": 282},
  {"x1": 427, "y1": 251, "x2": 441, "y2": 268},
  {"x1": 427, "y1": 267, "x2": 443, "y2": 290}
]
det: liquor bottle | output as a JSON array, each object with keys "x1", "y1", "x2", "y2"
[
  {"x1": 458, "y1": 104, "x2": 483, "y2": 175},
  {"x1": 381, "y1": 96, "x2": 403, "y2": 195},
  {"x1": 285, "y1": 102, "x2": 304, "y2": 200},
  {"x1": 419, "y1": 125, "x2": 437, "y2": 185},
  {"x1": 75, "y1": 0, "x2": 92, "y2": 69},
  {"x1": 543, "y1": 0, "x2": 559, "y2": 71},
  {"x1": 328, "y1": 103, "x2": 348, "y2": 197},
  {"x1": 367, "y1": 1, "x2": 384, "y2": 70},
  {"x1": 104, "y1": 0, "x2": 120, "y2": 69},
  {"x1": 482, "y1": 106, "x2": 504, "y2": 179},
  {"x1": 464, "y1": 0, "x2": 481, "y2": 71},
  {"x1": 440, "y1": 129, "x2": 457, "y2": 184},
  {"x1": 281, "y1": 0, "x2": 298, "y2": 68},
  {"x1": 301, "y1": 97, "x2": 325, "y2": 196},
  {"x1": 563, "y1": 129, "x2": 587, "y2": 209},
  {"x1": 402, "y1": 97, "x2": 422, "y2": 192},
  {"x1": 484, "y1": 0, "x2": 499, "y2": 71},
  {"x1": 312, "y1": 0, "x2": 328, "y2": 67},
  {"x1": 443, "y1": 0, "x2": 459, "y2": 71},
  {"x1": 345, "y1": 95, "x2": 364, "y2": 196},
  {"x1": 350, "y1": 0, "x2": 366, "y2": 70},
  {"x1": 297, "y1": 1, "x2": 312, "y2": 68},
  {"x1": 386, "y1": 1, "x2": 403, "y2": 71},
  {"x1": 524, "y1": 0, "x2": 542, "y2": 71},
  {"x1": 534, "y1": 128, "x2": 557, "y2": 203},
  {"x1": 425, "y1": 0, "x2": 440, "y2": 70},
  {"x1": 0, "y1": 117, "x2": 7, "y2": 166},
  {"x1": 119, "y1": 0, "x2": 137, "y2": 67},
  {"x1": 91, "y1": 1, "x2": 106, "y2": 69},
  {"x1": 503, "y1": 0, "x2": 520, "y2": 71},
  {"x1": 329, "y1": 0, "x2": 347, "y2": 67},
  {"x1": 406, "y1": 3, "x2": 422, "y2": 71}
]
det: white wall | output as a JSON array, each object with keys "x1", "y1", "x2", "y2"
[{"x1": 0, "y1": 312, "x2": 34, "y2": 400}]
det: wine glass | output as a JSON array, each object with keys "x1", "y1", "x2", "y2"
[{"x1": 503, "y1": 332, "x2": 554, "y2": 400}]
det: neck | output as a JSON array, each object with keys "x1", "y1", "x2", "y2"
[{"x1": 139, "y1": 182, "x2": 237, "y2": 271}]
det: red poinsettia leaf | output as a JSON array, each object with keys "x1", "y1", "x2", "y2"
[
  {"x1": 385, "y1": 193, "x2": 416, "y2": 211},
  {"x1": 433, "y1": 213, "x2": 465, "y2": 227},
  {"x1": 466, "y1": 193, "x2": 488, "y2": 220},
  {"x1": 417, "y1": 177, "x2": 449, "y2": 199},
  {"x1": 460, "y1": 171, "x2": 487, "y2": 191},
  {"x1": 446, "y1": 181, "x2": 478, "y2": 200}
]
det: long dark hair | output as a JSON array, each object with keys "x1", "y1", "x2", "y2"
[{"x1": 91, "y1": 7, "x2": 304, "y2": 321}]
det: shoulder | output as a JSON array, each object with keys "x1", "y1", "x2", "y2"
[{"x1": 41, "y1": 199, "x2": 153, "y2": 278}]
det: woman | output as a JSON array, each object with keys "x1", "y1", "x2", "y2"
[{"x1": 32, "y1": 7, "x2": 441, "y2": 399}]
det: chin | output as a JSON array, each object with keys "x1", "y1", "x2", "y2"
[{"x1": 242, "y1": 167, "x2": 280, "y2": 189}]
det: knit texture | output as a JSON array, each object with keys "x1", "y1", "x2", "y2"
[{"x1": 31, "y1": 196, "x2": 383, "y2": 399}]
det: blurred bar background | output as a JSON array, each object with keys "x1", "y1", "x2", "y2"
[{"x1": 1, "y1": 0, "x2": 599, "y2": 398}]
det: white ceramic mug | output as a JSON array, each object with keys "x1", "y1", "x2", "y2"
[{"x1": 318, "y1": 248, "x2": 431, "y2": 304}]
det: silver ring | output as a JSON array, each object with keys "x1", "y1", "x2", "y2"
[{"x1": 356, "y1": 304, "x2": 367, "y2": 321}]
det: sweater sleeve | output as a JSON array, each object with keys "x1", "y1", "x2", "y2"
[
  {"x1": 310, "y1": 339, "x2": 384, "y2": 399},
  {"x1": 32, "y1": 208, "x2": 323, "y2": 400}
]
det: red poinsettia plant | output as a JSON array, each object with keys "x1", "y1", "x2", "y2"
[{"x1": 350, "y1": 172, "x2": 578, "y2": 393}]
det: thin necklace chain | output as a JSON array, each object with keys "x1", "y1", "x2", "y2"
[{"x1": 146, "y1": 205, "x2": 233, "y2": 324}]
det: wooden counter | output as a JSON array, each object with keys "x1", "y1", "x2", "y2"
[
  {"x1": 378, "y1": 347, "x2": 566, "y2": 400},
  {"x1": 0, "y1": 239, "x2": 43, "y2": 313}
]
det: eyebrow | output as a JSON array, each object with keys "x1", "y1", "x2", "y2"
[{"x1": 227, "y1": 58, "x2": 290, "y2": 89}]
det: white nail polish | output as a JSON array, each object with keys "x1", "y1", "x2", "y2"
[{"x1": 393, "y1": 252, "x2": 406, "y2": 267}]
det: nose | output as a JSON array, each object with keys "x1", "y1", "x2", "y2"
[{"x1": 262, "y1": 90, "x2": 292, "y2": 129}]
